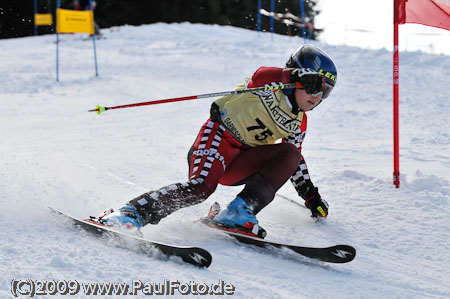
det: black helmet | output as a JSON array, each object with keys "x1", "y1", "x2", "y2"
[{"x1": 286, "y1": 45, "x2": 337, "y2": 99}]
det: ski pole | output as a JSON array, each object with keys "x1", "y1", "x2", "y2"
[
  {"x1": 275, "y1": 193, "x2": 325, "y2": 222},
  {"x1": 88, "y1": 82, "x2": 301, "y2": 115},
  {"x1": 275, "y1": 193, "x2": 307, "y2": 210}
]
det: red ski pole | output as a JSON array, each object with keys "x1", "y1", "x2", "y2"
[{"x1": 88, "y1": 83, "x2": 300, "y2": 115}]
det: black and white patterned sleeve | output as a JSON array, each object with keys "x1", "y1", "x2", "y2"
[{"x1": 283, "y1": 129, "x2": 311, "y2": 195}]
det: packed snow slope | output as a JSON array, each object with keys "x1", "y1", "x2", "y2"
[{"x1": 1, "y1": 23, "x2": 449, "y2": 298}]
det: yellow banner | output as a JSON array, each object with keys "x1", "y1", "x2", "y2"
[
  {"x1": 56, "y1": 8, "x2": 94, "y2": 34},
  {"x1": 35, "y1": 13, "x2": 53, "y2": 26}
]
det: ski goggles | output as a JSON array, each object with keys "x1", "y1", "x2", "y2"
[
  {"x1": 310, "y1": 79, "x2": 334, "y2": 100},
  {"x1": 284, "y1": 78, "x2": 334, "y2": 99}
]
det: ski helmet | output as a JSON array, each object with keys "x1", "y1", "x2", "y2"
[{"x1": 285, "y1": 45, "x2": 337, "y2": 99}]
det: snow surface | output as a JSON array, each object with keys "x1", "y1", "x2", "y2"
[{"x1": 1, "y1": 23, "x2": 449, "y2": 298}]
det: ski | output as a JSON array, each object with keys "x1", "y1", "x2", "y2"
[
  {"x1": 200, "y1": 217, "x2": 355, "y2": 264},
  {"x1": 49, "y1": 207, "x2": 212, "y2": 268}
]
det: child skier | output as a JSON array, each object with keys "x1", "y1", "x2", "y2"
[{"x1": 98, "y1": 44, "x2": 337, "y2": 238}]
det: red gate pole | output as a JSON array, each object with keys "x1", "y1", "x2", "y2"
[{"x1": 393, "y1": 21, "x2": 400, "y2": 188}]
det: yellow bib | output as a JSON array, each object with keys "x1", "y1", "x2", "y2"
[{"x1": 214, "y1": 80, "x2": 303, "y2": 147}]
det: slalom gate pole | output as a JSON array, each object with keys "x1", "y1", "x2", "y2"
[
  {"x1": 393, "y1": 21, "x2": 400, "y2": 188},
  {"x1": 89, "y1": 82, "x2": 301, "y2": 115}
]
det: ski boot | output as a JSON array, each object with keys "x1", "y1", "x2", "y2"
[
  {"x1": 211, "y1": 197, "x2": 267, "y2": 239},
  {"x1": 95, "y1": 205, "x2": 144, "y2": 237}
]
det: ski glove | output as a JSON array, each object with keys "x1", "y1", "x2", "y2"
[
  {"x1": 298, "y1": 181, "x2": 329, "y2": 219},
  {"x1": 290, "y1": 68, "x2": 324, "y2": 95}
]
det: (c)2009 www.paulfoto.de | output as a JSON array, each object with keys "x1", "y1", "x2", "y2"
[{"x1": 11, "y1": 278, "x2": 236, "y2": 296}]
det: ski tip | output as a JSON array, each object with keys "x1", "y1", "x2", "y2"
[
  {"x1": 329, "y1": 245, "x2": 356, "y2": 263},
  {"x1": 185, "y1": 248, "x2": 213, "y2": 268}
]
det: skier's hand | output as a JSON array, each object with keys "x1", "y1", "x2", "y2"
[
  {"x1": 289, "y1": 68, "x2": 324, "y2": 95},
  {"x1": 298, "y1": 181, "x2": 328, "y2": 219},
  {"x1": 305, "y1": 194, "x2": 329, "y2": 220}
]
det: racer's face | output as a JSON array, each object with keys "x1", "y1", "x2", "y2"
[{"x1": 294, "y1": 89, "x2": 322, "y2": 111}]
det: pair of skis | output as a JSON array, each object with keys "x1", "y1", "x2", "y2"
[{"x1": 49, "y1": 207, "x2": 356, "y2": 268}]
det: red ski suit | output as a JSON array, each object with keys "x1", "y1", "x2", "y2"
[{"x1": 128, "y1": 67, "x2": 312, "y2": 225}]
